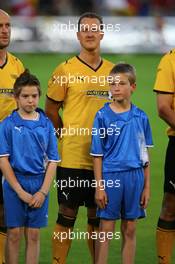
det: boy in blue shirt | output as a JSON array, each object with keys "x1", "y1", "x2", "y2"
[
  {"x1": 0, "y1": 70, "x2": 60, "y2": 264},
  {"x1": 90, "y1": 63, "x2": 153, "y2": 264}
]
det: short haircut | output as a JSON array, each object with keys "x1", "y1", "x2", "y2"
[
  {"x1": 14, "y1": 69, "x2": 41, "y2": 97},
  {"x1": 0, "y1": 9, "x2": 10, "y2": 17},
  {"x1": 110, "y1": 63, "x2": 136, "y2": 84},
  {"x1": 78, "y1": 12, "x2": 103, "y2": 31}
]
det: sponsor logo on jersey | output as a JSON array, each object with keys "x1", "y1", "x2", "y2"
[
  {"x1": 86, "y1": 90, "x2": 109, "y2": 99},
  {"x1": 0, "y1": 88, "x2": 13, "y2": 95}
]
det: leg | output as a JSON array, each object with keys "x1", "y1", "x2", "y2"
[
  {"x1": 24, "y1": 228, "x2": 40, "y2": 264},
  {"x1": 52, "y1": 167, "x2": 84, "y2": 264},
  {"x1": 156, "y1": 137, "x2": 175, "y2": 264},
  {"x1": 0, "y1": 208, "x2": 6, "y2": 264},
  {"x1": 5, "y1": 227, "x2": 22, "y2": 264},
  {"x1": 93, "y1": 172, "x2": 123, "y2": 264},
  {"x1": 156, "y1": 193, "x2": 175, "y2": 264},
  {"x1": 120, "y1": 220, "x2": 136, "y2": 264},
  {"x1": 0, "y1": 170, "x2": 6, "y2": 264},
  {"x1": 52, "y1": 204, "x2": 78, "y2": 264},
  {"x1": 84, "y1": 170, "x2": 101, "y2": 264},
  {"x1": 95, "y1": 219, "x2": 115, "y2": 264},
  {"x1": 87, "y1": 207, "x2": 100, "y2": 264}
]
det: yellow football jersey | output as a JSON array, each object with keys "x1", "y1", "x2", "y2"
[
  {"x1": 0, "y1": 52, "x2": 24, "y2": 121},
  {"x1": 154, "y1": 49, "x2": 175, "y2": 136},
  {"x1": 47, "y1": 56, "x2": 114, "y2": 170}
]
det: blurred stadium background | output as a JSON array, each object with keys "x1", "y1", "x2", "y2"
[{"x1": 1, "y1": 0, "x2": 175, "y2": 263}]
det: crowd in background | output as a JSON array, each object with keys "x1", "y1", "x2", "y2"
[{"x1": 0, "y1": 0, "x2": 175, "y2": 16}]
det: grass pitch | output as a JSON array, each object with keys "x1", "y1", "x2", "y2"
[{"x1": 15, "y1": 53, "x2": 169, "y2": 263}]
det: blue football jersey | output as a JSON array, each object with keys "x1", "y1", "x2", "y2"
[
  {"x1": 90, "y1": 103, "x2": 153, "y2": 172},
  {"x1": 0, "y1": 108, "x2": 60, "y2": 175}
]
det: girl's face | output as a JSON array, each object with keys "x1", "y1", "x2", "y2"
[{"x1": 15, "y1": 85, "x2": 40, "y2": 114}]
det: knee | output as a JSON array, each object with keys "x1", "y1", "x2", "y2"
[
  {"x1": 161, "y1": 204, "x2": 175, "y2": 219},
  {"x1": 27, "y1": 229, "x2": 40, "y2": 244},
  {"x1": 160, "y1": 194, "x2": 175, "y2": 220},
  {"x1": 121, "y1": 224, "x2": 136, "y2": 240},
  {"x1": 99, "y1": 226, "x2": 114, "y2": 233},
  {"x1": 8, "y1": 228, "x2": 21, "y2": 244},
  {"x1": 56, "y1": 205, "x2": 77, "y2": 228},
  {"x1": 99, "y1": 221, "x2": 115, "y2": 233},
  {"x1": 56, "y1": 213, "x2": 76, "y2": 228}
]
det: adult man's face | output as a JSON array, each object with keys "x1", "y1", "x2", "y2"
[
  {"x1": 0, "y1": 11, "x2": 11, "y2": 49},
  {"x1": 77, "y1": 17, "x2": 104, "y2": 52}
]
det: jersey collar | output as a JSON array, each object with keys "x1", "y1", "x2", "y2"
[
  {"x1": 76, "y1": 56, "x2": 103, "y2": 72},
  {"x1": 11, "y1": 108, "x2": 47, "y2": 128},
  {"x1": 105, "y1": 103, "x2": 139, "y2": 121}
]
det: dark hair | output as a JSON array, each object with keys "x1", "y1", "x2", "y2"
[
  {"x1": 78, "y1": 12, "x2": 103, "y2": 31},
  {"x1": 14, "y1": 69, "x2": 41, "y2": 97},
  {"x1": 110, "y1": 63, "x2": 136, "y2": 84}
]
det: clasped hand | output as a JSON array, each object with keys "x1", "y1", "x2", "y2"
[{"x1": 17, "y1": 189, "x2": 46, "y2": 208}]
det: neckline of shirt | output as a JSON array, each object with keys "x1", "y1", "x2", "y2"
[
  {"x1": 17, "y1": 111, "x2": 40, "y2": 121},
  {"x1": 76, "y1": 55, "x2": 103, "y2": 72}
]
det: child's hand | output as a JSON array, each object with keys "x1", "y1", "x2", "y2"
[
  {"x1": 95, "y1": 188, "x2": 108, "y2": 209},
  {"x1": 140, "y1": 187, "x2": 150, "y2": 209},
  {"x1": 29, "y1": 192, "x2": 45, "y2": 208},
  {"x1": 17, "y1": 190, "x2": 33, "y2": 204}
]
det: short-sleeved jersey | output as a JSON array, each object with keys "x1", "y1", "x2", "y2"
[
  {"x1": 47, "y1": 56, "x2": 114, "y2": 170},
  {"x1": 154, "y1": 49, "x2": 175, "y2": 136},
  {"x1": 0, "y1": 52, "x2": 24, "y2": 122},
  {"x1": 90, "y1": 103, "x2": 153, "y2": 173},
  {"x1": 0, "y1": 109, "x2": 60, "y2": 175}
]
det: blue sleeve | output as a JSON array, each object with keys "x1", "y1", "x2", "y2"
[
  {"x1": 46, "y1": 120, "x2": 60, "y2": 162},
  {"x1": 90, "y1": 111, "x2": 104, "y2": 156},
  {"x1": 143, "y1": 115, "x2": 153, "y2": 147},
  {"x1": 0, "y1": 119, "x2": 11, "y2": 157}
]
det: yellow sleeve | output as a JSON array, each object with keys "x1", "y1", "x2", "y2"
[
  {"x1": 47, "y1": 63, "x2": 68, "y2": 102},
  {"x1": 17, "y1": 58, "x2": 25, "y2": 74},
  {"x1": 154, "y1": 53, "x2": 175, "y2": 93}
]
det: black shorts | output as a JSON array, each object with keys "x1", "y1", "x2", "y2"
[
  {"x1": 0, "y1": 170, "x2": 3, "y2": 204},
  {"x1": 164, "y1": 136, "x2": 175, "y2": 193},
  {"x1": 56, "y1": 167, "x2": 96, "y2": 209}
]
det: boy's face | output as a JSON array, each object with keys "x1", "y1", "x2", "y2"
[
  {"x1": 77, "y1": 17, "x2": 104, "y2": 52},
  {"x1": 109, "y1": 73, "x2": 136, "y2": 103},
  {"x1": 15, "y1": 85, "x2": 39, "y2": 113}
]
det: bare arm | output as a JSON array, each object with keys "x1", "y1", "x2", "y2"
[
  {"x1": 143, "y1": 163, "x2": 150, "y2": 190},
  {"x1": 40, "y1": 161, "x2": 58, "y2": 194},
  {"x1": 156, "y1": 93, "x2": 175, "y2": 129},
  {"x1": 45, "y1": 97, "x2": 63, "y2": 136},
  {"x1": 29, "y1": 161, "x2": 57, "y2": 208},
  {"x1": 140, "y1": 157, "x2": 150, "y2": 209},
  {"x1": 0, "y1": 157, "x2": 32, "y2": 203},
  {"x1": 93, "y1": 156, "x2": 108, "y2": 209},
  {"x1": 93, "y1": 156, "x2": 103, "y2": 186}
]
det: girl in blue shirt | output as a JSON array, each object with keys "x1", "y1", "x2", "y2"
[{"x1": 0, "y1": 70, "x2": 60, "y2": 264}]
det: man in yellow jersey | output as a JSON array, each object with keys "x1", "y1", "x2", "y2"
[
  {"x1": 45, "y1": 12, "x2": 114, "y2": 264},
  {"x1": 154, "y1": 49, "x2": 175, "y2": 264},
  {"x1": 0, "y1": 9, "x2": 24, "y2": 264}
]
